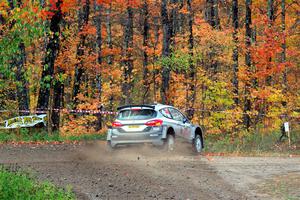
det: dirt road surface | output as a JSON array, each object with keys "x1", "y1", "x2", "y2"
[{"x1": 1, "y1": 142, "x2": 299, "y2": 200}]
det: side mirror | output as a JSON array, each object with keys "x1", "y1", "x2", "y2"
[{"x1": 183, "y1": 118, "x2": 189, "y2": 124}]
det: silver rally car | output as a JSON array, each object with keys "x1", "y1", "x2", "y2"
[{"x1": 106, "y1": 104, "x2": 204, "y2": 153}]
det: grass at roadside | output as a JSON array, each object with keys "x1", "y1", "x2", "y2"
[
  {"x1": 0, "y1": 168, "x2": 75, "y2": 200},
  {"x1": 0, "y1": 128, "x2": 106, "y2": 143},
  {"x1": 204, "y1": 128, "x2": 300, "y2": 156},
  {"x1": 0, "y1": 127, "x2": 299, "y2": 156}
]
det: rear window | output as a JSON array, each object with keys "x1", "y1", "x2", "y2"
[{"x1": 117, "y1": 109, "x2": 157, "y2": 120}]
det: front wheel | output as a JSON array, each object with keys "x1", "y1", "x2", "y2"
[{"x1": 193, "y1": 134, "x2": 203, "y2": 153}]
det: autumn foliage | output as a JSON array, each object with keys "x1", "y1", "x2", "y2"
[{"x1": 0, "y1": 0, "x2": 299, "y2": 136}]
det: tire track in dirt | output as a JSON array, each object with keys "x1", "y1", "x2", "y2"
[{"x1": 0, "y1": 142, "x2": 246, "y2": 199}]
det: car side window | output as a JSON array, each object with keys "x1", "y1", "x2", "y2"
[
  {"x1": 169, "y1": 108, "x2": 184, "y2": 122},
  {"x1": 160, "y1": 108, "x2": 172, "y2": 119}
]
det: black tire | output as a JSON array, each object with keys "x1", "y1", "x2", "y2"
[
  {"x1": 193, "y1": 134, "x2": 203, "y2": 154},
  {"x1": 163, "y1": 134, "x2": 175, "y2": 152}
]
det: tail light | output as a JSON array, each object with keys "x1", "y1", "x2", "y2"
[
  {"x1": 145, "y1": 119, "x2": 163, "y2": 127},
  {"x1": 112, "y1": 121, "x2": 123, "y2": 128}
]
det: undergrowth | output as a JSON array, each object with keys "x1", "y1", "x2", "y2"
[
  {"x1": 205, "y1": 127, "x2": 300, "y2": 155},
  {"x1": 0, "y1": 168, "x2": 75, "y2": 200},
  {"x1": 0, "y1": 128, "x2": 106, "y2": 143},
  {"x1": 0, "y1": 126, "x2": 299, "y2": 155}
]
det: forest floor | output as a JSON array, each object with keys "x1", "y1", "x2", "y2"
[{"x1": 0, "y1": 142, "x2": 300, "y2": 200}]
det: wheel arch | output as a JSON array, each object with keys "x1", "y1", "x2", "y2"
[{"x1": 167, "y1": 126, "x2": 175, "y2": 136}]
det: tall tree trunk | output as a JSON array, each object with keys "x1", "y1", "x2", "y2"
[
  {"x1": 266, "y1": 0, "x2": 274, "y2": 86},
  {"x1": 178, "y1": 0, "x2": 185, "y2": 34},
  {"x1": 153, "y1": 15, "x2": 160, "y2": 102},
  {"x1": 268, "y1": 0, "x2": 275, "y2": 24},
  {"x1": 106, "y1": 3, "x2": 114, "y2": 110},
  {"x1": 14, "y1": 0, "x2": 29, "y2": 114},
  {"x1": 94, "y1": 2, "x2": 102, "y2": 131},
  {"x1": 186, "y1": 0, "x2": 196, "y2": 119},
  {"x1": 95, "y1": 3, "x2": 102, "y2": 98},
  {"x1": 243, "y1": 0, "x2": 252, "y2": 130},
  {"x1": 281, "y1": 0, "x2": 287, "y2": 91},
  {"x1": 142, "y1": 0, "x2": 150, "y2": 103},
  {"x1": 0, "y1": 13, "x2": 4, "y2": 36},
  {"x1": 73, "y1": 0, "x2": 90, "y2": 104},
  {"x1": 206, "y1": 0, "x2": 220, "y2": 29},
  {"x1": 170, "y1": 0, "x2": 178, "y2": 43},
  {"x1": 121, "y1": 5, "x2": 134, "y2": 105},
  {"x1": 232, "y1": 0, "x2": 239, "y2": 105},
  {"x1": 52, "y1": 67, "x2": 64, "y2": 131},
  {"x1": 205, "y1": 0, "x2": 219, "y2": 76},
  {"x1": 161, "y1": 0, "x2": 171, "y2": 104},
  {"x1": 213, "y1": 0, "x2": 220, "y2": 29},
  {"x1": 16, "y1": 42, "x2": 29, "y2": 114},
  {"x1": 37, "y1": 0, "x2": 63, "y2": 110}
]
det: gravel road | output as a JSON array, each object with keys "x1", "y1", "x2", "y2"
[{"x1": 1, "y1": 142, "x2": 299, "y2": 200}]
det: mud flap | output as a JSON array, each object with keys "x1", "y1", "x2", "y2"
[
  {"x1": 161, "y1": 126, "x2": 168, "y2": 139},
  {"x1": 107, "y1": 129, "x2": 112, "y2": 141}
]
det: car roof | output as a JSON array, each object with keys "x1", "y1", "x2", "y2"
[{"x1": 117, "y1": 103, "x2": 173, "y2": 111}]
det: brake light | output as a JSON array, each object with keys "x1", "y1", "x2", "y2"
[
  {"x1": 145, "y1": 119, "x2": 163, "y2": 127},
  {"x1": 112, "y1": 121, "x2": 123, "y2": 128}
]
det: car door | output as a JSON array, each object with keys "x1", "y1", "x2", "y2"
[
  {"x1": 160, "y1": 107, "x2": 181, "y2": 136},
  {"x1": 168, "y1": 108, "x2": 184, "y2": 137},
  {"x1": 181, "y1": 115, "x2": 193, "y2": 140}
]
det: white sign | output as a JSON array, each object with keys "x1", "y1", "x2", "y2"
[{"x1": 284, "y1": 122, "x2": 289, "y2": 132}]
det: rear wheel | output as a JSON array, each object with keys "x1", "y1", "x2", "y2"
[
  {"x1": 164, "y1": 134, "x2": 175, "y2": 152},
  {"x1": 193, "y1": 134, "x2": 202, "y2": 153},
  {"x1": 106, "y1": 141, "x2": 115, "y2": 152}
]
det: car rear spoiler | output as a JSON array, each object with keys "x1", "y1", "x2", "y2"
[{"x1": 117, "y1": 104, "x2": 155, "y2": 111}]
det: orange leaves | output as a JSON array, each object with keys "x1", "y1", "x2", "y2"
[
  {"x1": 39, "y1": 0, "x2": 77, "y2": 20},
  {"x1": 101, "y1": 48, "x2": 121, "y2": 57},
  {"x1": 117, "y1": 0, "x2": 141, "y2": 8},
  {"x1": 79, "y1": 24, "x2": 97, "y2": 36},
  {"x1": 252, "y1": 88, "x2": 271, "y2": 100},
  {"x1": 96, "y1": 0, "x2": 112, "y2": 6},
  {"x1": 61, "y1": 0, "x2": 78, "y2": 13}
]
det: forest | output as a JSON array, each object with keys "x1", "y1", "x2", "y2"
[{"x1": 0, "y1": 0, "x2": 299, "y2": 137}]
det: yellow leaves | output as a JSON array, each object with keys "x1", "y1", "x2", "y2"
[
  {"x1": 0, "y1": 1, "x2": 9, "y2": 18},
  {"x1": 251, "y1": 87, "x2": 284, "y2": 103},
  {"x1": 60, "y1": 115, "x2": 99, "y2": 137}
]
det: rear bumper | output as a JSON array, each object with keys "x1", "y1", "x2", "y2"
[{"x1": 107, "y1": 128, "x2": 165, "y2": 147}]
